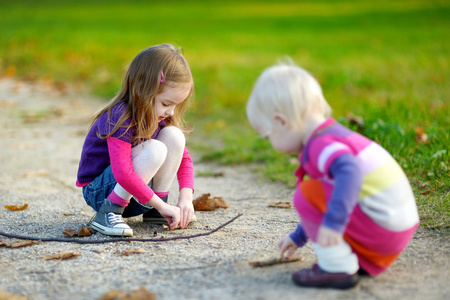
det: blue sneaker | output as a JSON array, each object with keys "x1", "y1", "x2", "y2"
[{"x1": 91, "y1": 199, "x2": 133, "y2": 237}]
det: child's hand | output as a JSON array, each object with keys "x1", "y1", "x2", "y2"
[
  {"x1": 177, "y1": 187, "x2": 194, "y2": 229},
  {"x1": 158, "y1": 204, "x2": 181, "y2": 230},
  {"x1": 317, "y1": 225, "x2": 343, "y2": 247},
  {"x1": 177, "y1": 199, "x2": 194, "y2": 228},
  {"x1": 278, "y1": 235, "x2": 299, "y2": 259}
]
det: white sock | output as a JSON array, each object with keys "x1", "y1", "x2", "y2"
[{"x1": 313, "y1": 241, "x2": 359, "y2": 275}]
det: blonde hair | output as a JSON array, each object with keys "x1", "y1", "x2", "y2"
[
  {"x1": 247, "y1": 62, "x2": 331, "y2": 134},
  {"x1": 92, "y1": 44, "x2": 194, "y2": 144}
]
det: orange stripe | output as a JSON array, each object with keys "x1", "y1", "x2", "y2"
[
  {"x1": 300, "y1": 180, "x2": 327, "y2": 213},
  {"x1": 344, "y1": 234, "x2": 400, "y2": 267}
]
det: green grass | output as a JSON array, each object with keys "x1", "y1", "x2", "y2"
[{"x1": 0, "y1": 0, "x2": 448, "y2": 231}]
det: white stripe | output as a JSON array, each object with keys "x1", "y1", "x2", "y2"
[
  {"x1": 359, "y1": 176, "x2": 419, "y2": 231},
  {"x1": 317, "y1": 142, "x2": 349, "y2": 173}
]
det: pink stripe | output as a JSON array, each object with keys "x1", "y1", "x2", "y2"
[
  {"x1": 345, "y1": 132, "x2": 372, "y2": 153},
  {"x1": 155, "y1": 191, "x2": 169, "y2": 198},
  {"x1": 76, "y1": 180, "x2": 89, "y2": 187},
  {"x1": 107, "y1": 190, "x2": 130, "y2": 207}
]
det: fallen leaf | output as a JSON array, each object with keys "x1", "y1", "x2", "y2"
[
  {"x1": 0, "y1": 290, "x2": 27, "y2": 300},
  {"x1": 414, "y1": 127, "x2": 428, "y2": 144},
  {"x1": 346, "y1": 113, "x2": 365, "y2": 131},
  {"x1": 63, "y1": 226, "x2": 93, "y2": 237},
  {"x1": 0, "y1": 100, "x2": 18, "y2": 109},
  {"x1": 193, "y1": 193, "x2": 228, "y2": 211},
  {"x1": 42, "y1": 252, "x2": 81, "y2": 260},
  {"x1": 268, "y1": 201, "x2": 292, "y2": 209},
  {"x1": 3, "y1": 65, "x2": 17, "y2": 78},
  {"x1": 19, "y1": 170, "x2": 49, "y2": 178},
  {"x1": 98, "y1": 286, "x2": 156, "y2": 300},
  {"x1": 62, "y1": 228, "x2": 79, "y2": 237},
  {"x1": 10, "y1": 142, "x2": 39, "y2": 149},
  {"x1": 99, "y1": 290, "x2": 124, "y2": 300},
  {"x1": 92, "y1": 247, "x2": 106, "y2": 254},
  {"x1": 78, "y1": 226, "x2": 94, "y2": 237},
  {"x1": 420, "y1": 187, "x2": 435, "y2": 195},
  {"x1": 115, "y1": 248, "x2": 145, "y2": 256},
  {"x1": 196, "y1": 170, "x2": 225, "y2": 177},
  {"x1": 249, "y1": 256, "x2": 305, "y2": 267},
  {"x1": 4, "y1": 204, "x2": 28, "y2": 211},
  {"x1": 0, "y1": 240, "x2": 38, "y2": 248}
]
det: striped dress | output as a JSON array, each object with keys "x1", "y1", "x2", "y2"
[{"x1": 291, "y1": 118, "x2": 419, "y2": 275}]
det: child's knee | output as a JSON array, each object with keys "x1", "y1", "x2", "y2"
[
  {"x1": 135, "y1": 139, "x2": 168, "y2": 165},
  {"x1": 157, "y1": 126, "x2": 186, "y2": 150}
]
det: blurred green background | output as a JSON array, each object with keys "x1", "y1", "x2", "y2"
[{"x1": 0, "y1": 0, "x2": 448, "y2": 230}]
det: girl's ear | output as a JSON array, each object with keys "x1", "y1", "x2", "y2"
[{"x1": 273, "y1": 113, "x2": 290, "y2": 129}]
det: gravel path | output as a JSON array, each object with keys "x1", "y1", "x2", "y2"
[{"x1": 0, "y1": 78, "x2": 449, "y2": 300}]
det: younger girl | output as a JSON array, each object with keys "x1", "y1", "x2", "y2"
[
  {"x1": 246, "y1": 63, "x2": 419, "y2": 289},
  {"x1": 76, "y1": 44, "x2": 195, "y2": 237}
]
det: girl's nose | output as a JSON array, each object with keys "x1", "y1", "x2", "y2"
[{"x1": 167, "y1": 107, "x2": 175, "y2": 116}]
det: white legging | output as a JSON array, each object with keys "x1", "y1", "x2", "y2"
[{"x1": 113, "y1": 126, "x2": 185, "y2": 200}]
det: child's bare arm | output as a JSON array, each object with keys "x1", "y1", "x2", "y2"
[{"x1": 278, "y1": 235, "x2": 299, "y2": 259}]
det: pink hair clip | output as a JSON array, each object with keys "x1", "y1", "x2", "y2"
[{"x1": 160, "y1": 71, "x2": 165, "y2": 83}]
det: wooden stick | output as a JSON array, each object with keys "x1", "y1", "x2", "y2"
[{"x1": 249, "y1": 256, "x2": 305, "y2": 267}]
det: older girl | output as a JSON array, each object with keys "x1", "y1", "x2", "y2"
[{"x1": 77, "y1": 44, "x2": 195, "y2": 237}]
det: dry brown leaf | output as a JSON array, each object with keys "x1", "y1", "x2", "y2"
[
  {"x1": 10, "y1": 142, "x2": 39, "y2": 149},
  {"x1": 346, "y1": 113, "x2": 365, "y2": 131},
  {"x1": 420, "y1": 187, "x2": 435, "y2": 195},
  {"x1": 193, "y1": 193, "x2": 228, "y2": 211},
  {"x1": 78, "y1": 226, "x2": 94, "y2": 237},
  {"x1": 0, "y1": 240, "x2": 38, "y2": 248},
  {"x1": 0, "y1": 100, "x2": 18, "y2": 109},
  {"x1": 414, "y1": 127, "x2": 428, "y2": 144},
  {"x1": 62, "y1": 228, "x2": 79, "y2": 237},
  {"x1": 3, "y1": 65, "x2": 17, "y2": 78},
  {"x1": 98, "y1": 286, "x2": 156, "y2": 300},
  {"x1": 4, "y1": 204, "x2": 28, "y2": 211},
  {"x1": 0, "y1": 290, "x2": 27, "y2": 300},
  {"x1": 211, "y1": 170, "x2": 225, "y2": 177},
  {"x1": 42, "y1": 252, "x2": 81, "y2": 260},
  {"x1": 115, "y1": 248, "x2": 145, "y2": 256},
  {"x1": 249, "y1": 256, "x2": 305, "y2": 267},
  {"x1": 63, "y1": 226, "x2": 93, "y2": 237},
  {"x1": 268, "y1": 201, "x2": 292, "y2": 209},
  {"x1": 19, "y1": 170, "x2": 49, "y2": 178},
  {"x1": 98, "y1": 290, "x2": 125, "y2": 300},
  {"x1": 93, "y1": 247, "x2": 106, "y2": 254}
]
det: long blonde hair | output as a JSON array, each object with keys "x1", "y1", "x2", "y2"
[{"x1": 92, "y1": 44, "x2": 194, "y2": 144}]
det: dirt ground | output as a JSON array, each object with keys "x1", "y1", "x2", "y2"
[{"x1": 0, "y1": 78, "x2": 448, "y2": 300}]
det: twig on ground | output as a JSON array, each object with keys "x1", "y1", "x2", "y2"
[
  {"x1": 249, "y1": 256, "x2": 305, "y2": 267},
  {"x1": 0, "y1": 213, "x2": 242, "y2": 244}
]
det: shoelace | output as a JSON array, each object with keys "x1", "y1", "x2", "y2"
[{"x1": 107, "y1": 212, "x2": 125, "y2": 226}]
